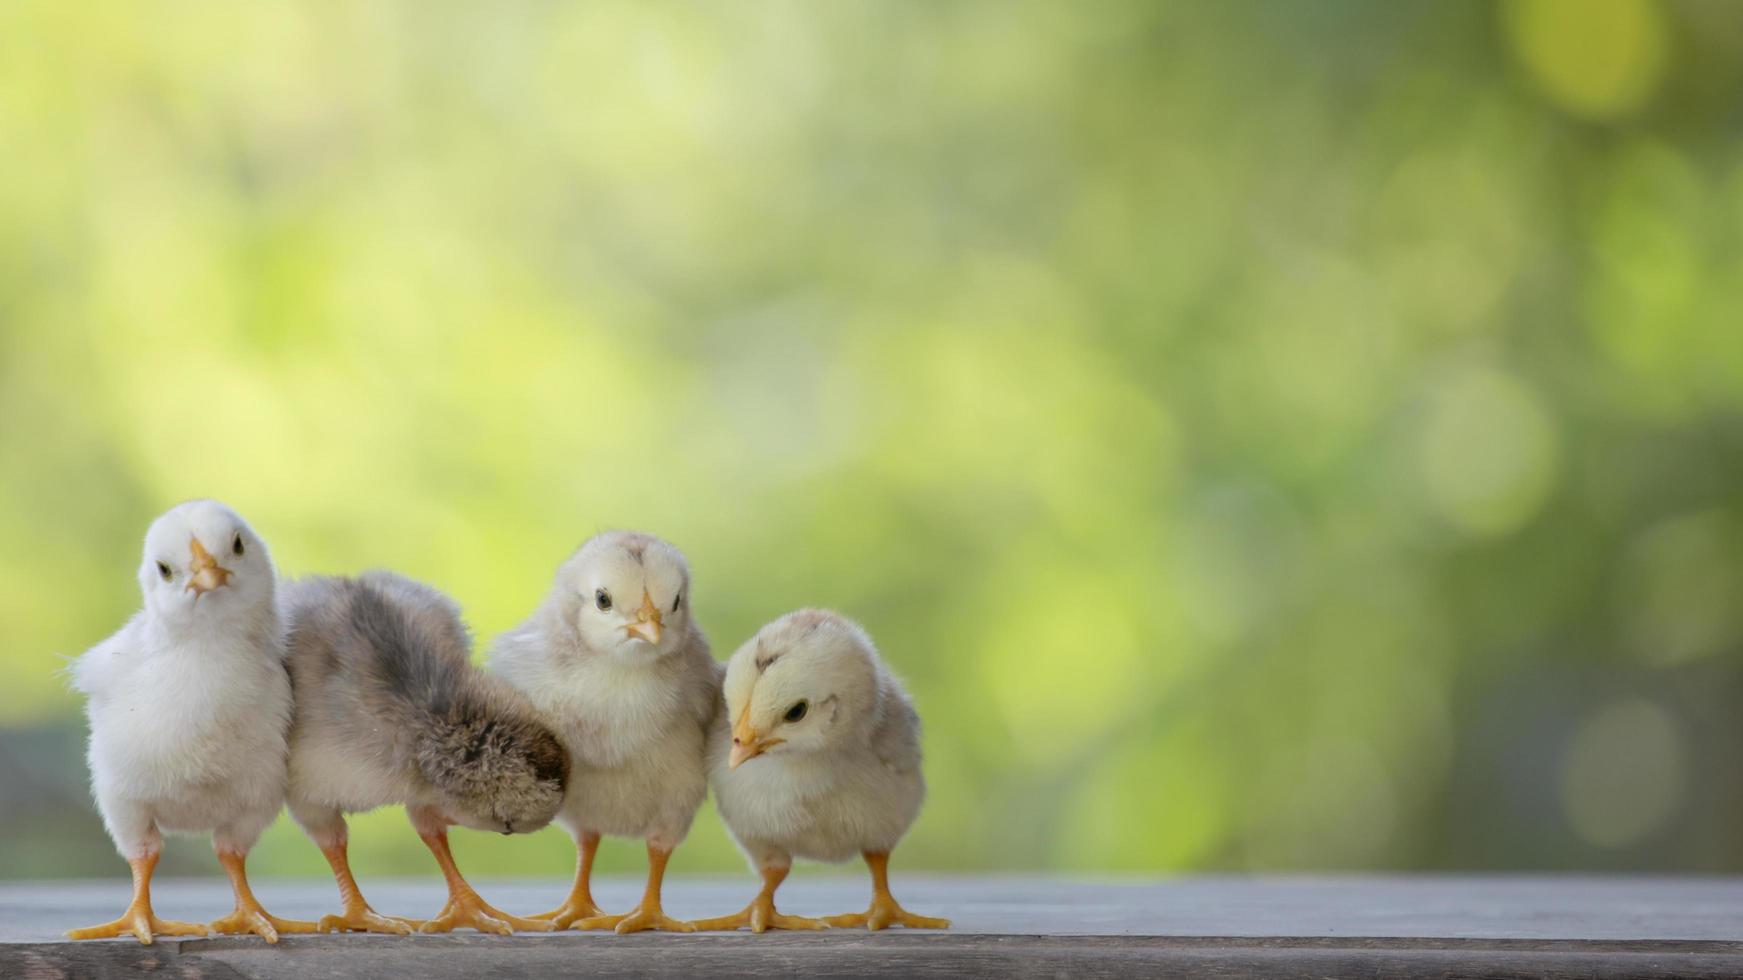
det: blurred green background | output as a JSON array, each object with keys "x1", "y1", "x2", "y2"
[{"x1": 3, "y1": 0, "x2": 1742, "y2": 882}]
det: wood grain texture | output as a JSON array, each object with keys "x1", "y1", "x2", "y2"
[{"x1": 8, "y1": 876, "x2": 1743, "y2": 978}]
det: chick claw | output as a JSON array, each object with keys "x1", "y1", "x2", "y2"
[
  {"x1": 317, "y1": 907, "x2": 416, "y2": 935},
  {"x1": 824, "y1": 898, "x2": 951, "y2": 932},
  {"x1": 209, "y1": 906, "x2": 317, "y2": 943},
  {"x1": 690, "y1": 898, "x2": 829, "y2": 933},
  {"x1": 66, "y1": 907, "x2": 209, "y2": 945},
  {"x1": 418, "y1": 892, "x2": 555, "y2": 935},
  {"x1": 576, "y1": 907, "x2": 697, "y2": 934}
]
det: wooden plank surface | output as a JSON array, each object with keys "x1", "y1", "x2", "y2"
[{"x1": 6, "y1": 876, "x2": 1742, "y2": 978}]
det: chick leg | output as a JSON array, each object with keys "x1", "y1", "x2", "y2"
[
  {"x1": 576, "y1": 840, "x2": 696, "y2": 934},
  {"x1": 208, "y1": 849, "x2": 318, "y2": 942},
  {"x1": 530, "y1": 830, "x2": 607, "y2": 929},
  {"x1": 66, "y1": 851, "x2": 209, "y2": 944},
  {"x1": 823, "y1": 851, "x2": 950, "y2": 931},
  {"x1": 414, "y1": 822, "x2": 554, "y2": 934},
  {"x1": 689, "y1": 863, "x2": 829, "y2": 932},
  {"x1": 314, "y1": 841, "x2": 415, "y2": 935}
]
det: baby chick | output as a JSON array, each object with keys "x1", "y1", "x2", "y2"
[
  {"x1": 68, "y1": 500, "x2": 304, "y2": 944},
  {"x1": 694, "y1": 610, "x2": 949, "y2": 933},
  {"x1": 491, "y1": 531, "x2": 720, "y2": 934},
  {"x1": 282, "y1": 571, "x2": 569, "y2": 935}
]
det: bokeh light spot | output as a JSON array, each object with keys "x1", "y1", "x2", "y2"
[
  {"x1": 1618, "y1": 510, "x2": 1743, "y2": 666},
  {"x1": 1560, "y1": 698, "x2": 1685, "y2": 848},
  {"x1": 1416, "y1": 365, "x2": 1560, "y2": 537},
  {"x1": 1503, "y1": 0, "x2": 1668, "y2": 120}
]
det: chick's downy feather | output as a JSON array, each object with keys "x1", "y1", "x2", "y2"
[
  {"x1": 282, "y1": 572, "x2": 568, "y2": 838},
  {"x1": 491, "y1": 531, "x2": 721, "y2": 847},
  {"x1": 74, "y1": 500, "x2": 292, "y2": 859},
  {"x1": 709, "y1": 610, "x2": 927, "y2": 867}
]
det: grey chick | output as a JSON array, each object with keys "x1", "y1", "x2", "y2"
[{"x1": 282, "y1": 571, "x2": 569, "y2": 935}]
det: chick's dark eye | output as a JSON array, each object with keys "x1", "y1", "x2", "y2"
[
  {"x1": 232, "y1": 533, "x2": 245, "y2": 556},
  {"x1": 156, "y1": 561, "x2": 172, "y2": 581},
  {"x1": 672, "y1": 593, "x2": 682, "y2": 613},
  {"x1": 595, "y1": 589, "x2": 612, "y2": 611},
  {"x1": 784, "y1": 701, "x2": 808, "y2": 723}
]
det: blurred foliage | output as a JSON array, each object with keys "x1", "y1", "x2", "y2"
[{"x1": 3, "y1": 0, "x2": 1743, "y2": 881}]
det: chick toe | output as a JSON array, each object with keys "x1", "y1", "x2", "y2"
[
  {"x1": 577, "y1": 908, "x2": 695, "y2": 934},
  {"x1": 419, "y1": 892, "x2": 553, "y2": 935},
  {"x1": 66, "y1": 907, "x2": 209, "y2": 944},
  {"x1": 317, "y1": 907, "x2": 416, "y2": 935},
  {"x1": 531, "y1": 897, "x2": 608, "y2": 930},
  {"x1": 691, "y1": 898, "x2": 829, "y2": 933},
  {"x1": 825, "y1": 900, "x2": 952, "y2": 931}
]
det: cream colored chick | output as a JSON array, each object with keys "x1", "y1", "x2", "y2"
[
  {"x1": 695, "y1": 610, "x2": 949, "y2": 933},
  {"x1": 491, "y1": 531, "x2": 720, "y2": 933},
  {"x1": 68, "y1": 500, "x2": 304, "y2": 944}
]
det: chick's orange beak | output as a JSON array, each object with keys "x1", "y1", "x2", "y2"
[
  {"x1": 186, "y1": 537, "x2": 231, "y2": 595},
  {"x1": 624, "y1": 590, "x2": 664, "y2": 645},
  {"x1": 729, "y1": 713, "x2": 782, "y2": 769}
]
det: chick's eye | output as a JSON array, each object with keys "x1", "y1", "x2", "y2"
[
  {"x1": 232, "y1": 532, "x2": 245, "y2": 556},
  {"x1": 595, "y1": 588, "x2": 612, "y2": 611},
  {"x1": 784, "y1": 701, "x2": 808, "y2": 724},
  {"x1": 156, "y1": 561, "x2": 172, "y2": 581},
  {"x1": 672, "y1": 592, "x2": 682, "y2": 613}
]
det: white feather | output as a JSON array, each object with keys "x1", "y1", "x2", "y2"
[{"x1": 73, "y1": 500, "x2": 291, "y2": 859}]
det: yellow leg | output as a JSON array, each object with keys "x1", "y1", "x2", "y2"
[
  {"x1": 690, "y1": 864, "x2": 828, "y2": 933},
  {"x1": 823, "y1": 852, "x2": 950, "y2": 931},
  {"x1": 314, "y1": 841, "x2": 415, "y2": 935},
  {"x1": 576, "y1": 841, "x2": 696, "y2": 934},
  {"x1": 416, "y1": 828, "x2": 554, "y2": 934},
  {"x1": 66, "y1": 852, "x2": 209, "y2": 944},
  {"x1": 209, "y1": 850, "x2": 318, "y2": 942},
  {"x1": 529, "y1": 831, "x2": 606, "y2": 929}
]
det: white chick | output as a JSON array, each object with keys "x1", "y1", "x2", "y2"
[
  {"x1": 695, "y1": 609, "x2": 950, "y2": 932},
  {"x1": 282, "y1": 571, "x2": 569, "y2": 935},
  {"x1": 491, "y1": 531, "x2": 720, "y2": 933},
  {"x1": 68, "y1": 500, "x2": 304, "y2": 944}
]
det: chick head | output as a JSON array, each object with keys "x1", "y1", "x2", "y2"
[
  {"x1": 553, "y1": 531, "x2": 693, "y2": 661},
  {"x1": 723, "y1": 609, "x2": 880, "y2": 769},
  {"x1": 138, "y1": 499, "x2": 274, "y2": 624},
  {"x1": 420, "y1": 707, "x2": 569, "y2": 835}
]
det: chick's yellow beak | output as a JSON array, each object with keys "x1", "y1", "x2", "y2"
[
  {"x1": 186, "y1": 537, "x2": 231, "y2": 595},
  {"x1": 729, "y1": 713, "x2": 782, "y2": 769},
  {"x1": 624, "y1": 590, "x2": 664, "y2": 645}
]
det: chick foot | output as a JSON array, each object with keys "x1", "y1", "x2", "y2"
[
  {"x1": 310, "y1": 841, "x2": 414, "y2": 934},
  {"x1": 67, "y1": 853, "x2": 209, "y2": 944},
  {"x1": 576, "y1": 906, "x2": 696, "y2": 934},
  {"x1": 418, "y1": 889, "x2": 555, "y2": 935},
  {"x1": 318, "y1": 905, "x2": 416, "y2": 935},
  {"x1": 209, "y1": 905, "x2": 317, "y2": 943},
  {"x1": 209, "y1": 850, "x2": 316, "y2": 943},
  {"x1": 532, "y1": 831, "x2": 605, "y2": 929},
  {"x1": 824, "y1": 851, "x2": 951, "y2": 931},
  {"x1": 66, "y1": 907, "x2": 208, "y2": 945},
  {"x1": 689, "y1": 897, "x2": 829, "y2": 933},
  {"x1": 690, "y1": 865, "x2": 827, "y2": 933},
  {"x1": 532, "y1": 895, "x2": 608, "y2": 931},
  {"x1": 415, "y1": 825, "x2": 554, "y2": 934},
  {"x1": 579, "y1": 841, "x2": 693, "y2": 933},
  {"x1": 823, "y1": 900, "x2": 951, "y2": 931}
]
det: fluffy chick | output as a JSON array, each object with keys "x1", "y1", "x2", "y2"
[
  {"x1": 491, "y1": 531, "x2": 721, "y2": 933},
  {"x1": 695, "y1": 610, "x2": 949, "y2": 932},
  {"x1": 68, "y1": 500, "x2": 304, "y2": 944},
  {"x1": 282, "y1": 571, "x2": 569, "y2": 935}
]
